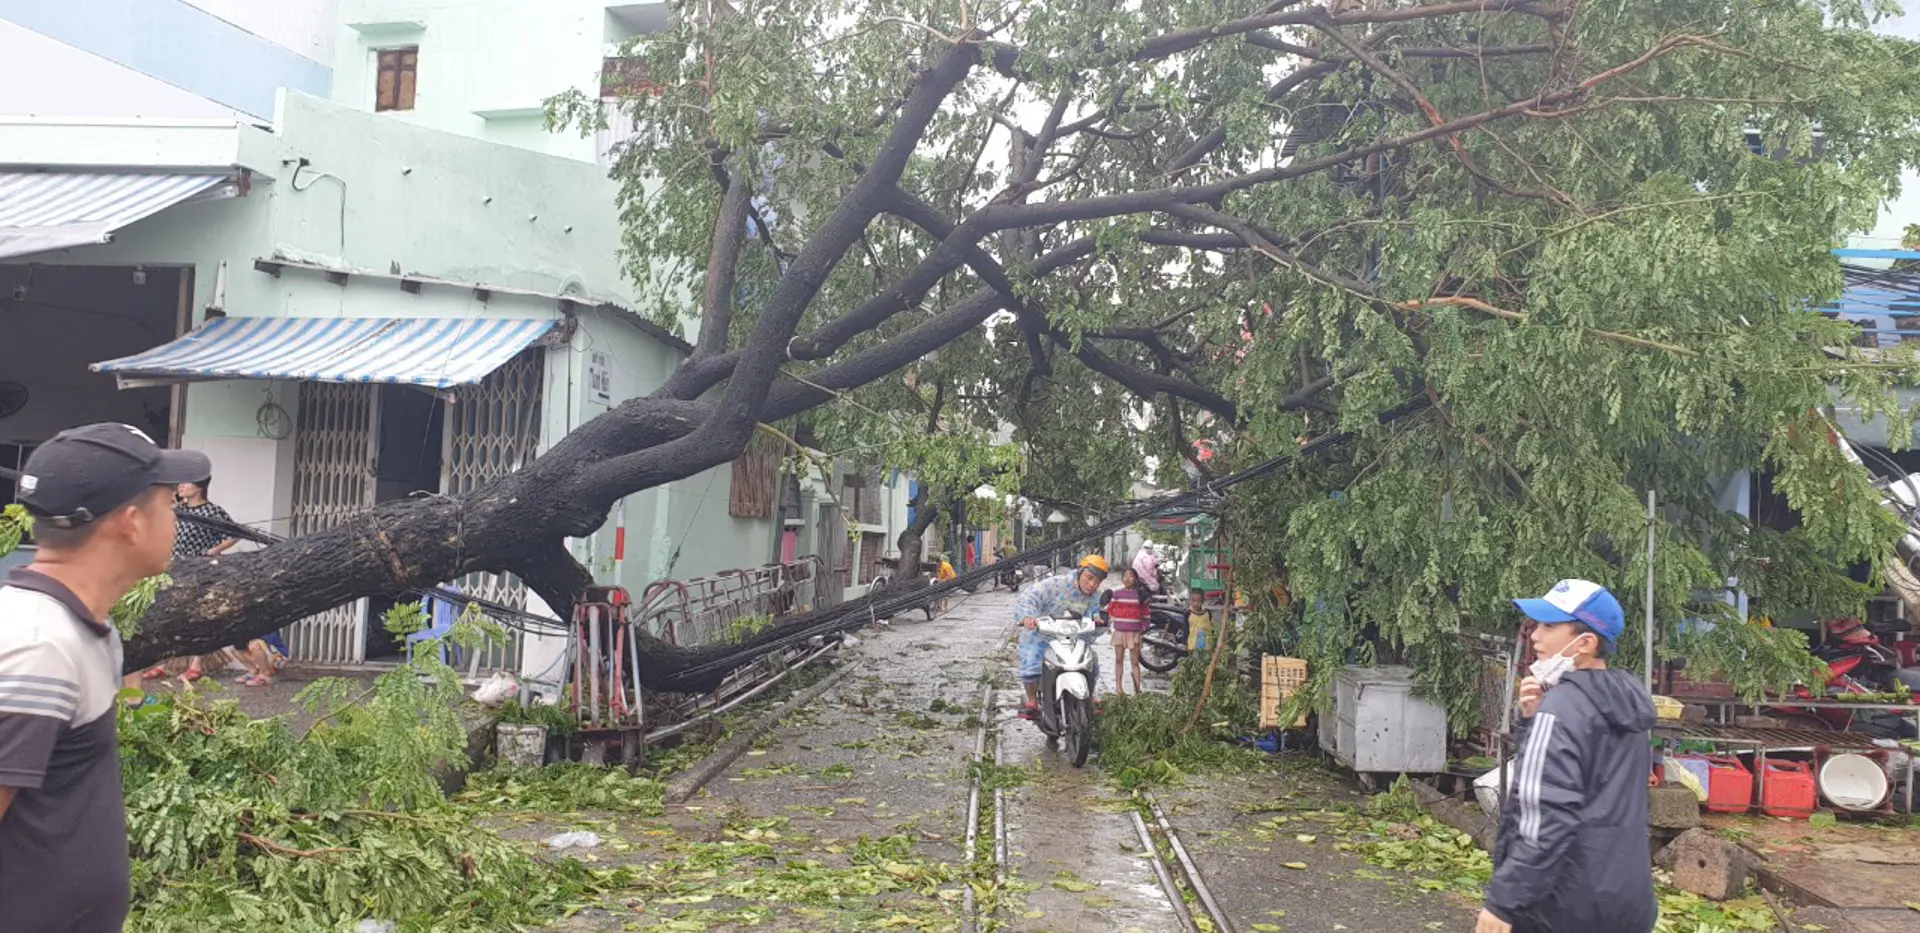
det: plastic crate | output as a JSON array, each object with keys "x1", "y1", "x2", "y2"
[
  {"x1": 1260, "y1": 656, "x2": 1310, "y2": 729},
  {"x1": 1761, "y1": 760, "x2": 1817, "y2": 819},
  {"x1": 1705, "y1": 756, "x2": 1754, "y2": 814},
  {"x1": 1651, "y1": 695, "x2": 1684, "y2": 721}
]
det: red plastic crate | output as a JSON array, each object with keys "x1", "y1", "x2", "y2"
[
  {"x1": 1761, "y1": 760, "x2": 1817, "y2": 819},
  {"x1": 1704, "y1": 756, "x2": 1754, "y2": 814}
]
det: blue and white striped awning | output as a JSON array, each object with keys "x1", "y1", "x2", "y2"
[
  {"x1": 92, "y1": 316, "x2": 557, "y2": 389},
  {"x1": 0, "y1": 171, "x2": 241, "y2": 260}
]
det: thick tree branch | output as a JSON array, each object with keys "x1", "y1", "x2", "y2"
[
  {"x1": 591, "y1": 43, "x2": 984, "y2": 494},
  {"x1": 1059, "y1": 332, "x2": 1241, "y2": 421},
  {"x1": 885, "y1": 191, "x2": 1052, "y2": 376},
  {"x1": 1244, "y1": 31, "x2": 1552, "y2": 60},
  {"x1": 695, "y1": 163, "x2": 755, "y2": 359},
  {"x1": 762, "y1": 237, "x2": 1103, "y2": 420}
]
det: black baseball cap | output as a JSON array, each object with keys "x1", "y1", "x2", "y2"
[{"x1": 14, "y1": 423, "x2": 211, "y2": 529}]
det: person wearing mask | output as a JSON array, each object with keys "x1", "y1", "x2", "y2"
[
  {"x1": 1, "y1": 423, "x2": 209, "y2": 933},
  {"x1": 1011, "y1": 555, "x2": 1108, "y2": 717},
  {"x1": 1477, "y1": 579, "x2": 1658, "y2": 933}
]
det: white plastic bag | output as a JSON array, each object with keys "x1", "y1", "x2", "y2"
[
  {"x1": 543, "y1": 831, "x2": 601, "y2": 850},
  {"x1": 471, "y1": 671, "x2": 520, "y2": 707},
  {"x1": 1473, "y1": 760, "x2": 1513, "y2": 816}
]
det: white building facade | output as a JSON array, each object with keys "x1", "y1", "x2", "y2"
[
  {"x1": 0, "y1": 0, "x2": 338, "y2": 122},
  {"x1": 0, "y1": 0, "x2": 914, "y2": 673}
]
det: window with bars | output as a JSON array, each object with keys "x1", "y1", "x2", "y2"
[
  {"x1": 729, "y1": 435, "x2": 781, "y2": 518},
  {"x1": 861, "y1": 532, "x2": 889, "y2": 585},
  {"x1": 375, "y1": 48, "x2": 419, "y2": 112},
  {"x1": 841, "y1": 470, "x2": 883, "y2": 526}
]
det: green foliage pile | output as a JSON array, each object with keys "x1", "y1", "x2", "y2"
[
  {"x1": 725, "y1": 612, "x2": 776, "y2": 643},
  {"x1": 492, "y1": 699, "x2": 581, "y2": 737},
  {"x1": 1278, "y1": 783, "x2": 1783, "y2": 931},
  {"x1": 1094, "y1": 646, "x2": 1263, "y2": 787},
  {"x1": 619, "y1": 826, "x2": 964, "y2": 931},
  {"x1": 0, "y1": 504, "x2": 29, "y2": 556},
  {"x1": 459, "y1": 763, "x2": 665, "y2": 815},
  {"x1": 118, "y1": 663, "x2": 622, "y2": 932}
]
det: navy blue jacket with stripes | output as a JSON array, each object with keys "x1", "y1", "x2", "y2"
[{"x1": 1487, "y1": 666, "x2": 1658, "y2": 933}]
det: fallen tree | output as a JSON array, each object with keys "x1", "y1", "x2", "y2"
[{"x1": 130, "y1": 0, "x2": 1920, "y2": 699}]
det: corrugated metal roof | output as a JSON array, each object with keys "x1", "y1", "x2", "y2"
[
  {"x1": 92, "y1": 316, "x2": 557, "y2": 389},
  {"x1": 0, "y1": 171, "x2": 236, "y2": 260}
]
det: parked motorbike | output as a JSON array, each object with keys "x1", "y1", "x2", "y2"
[
  {"x1": 997, "y1": 562, "x2": 1024, "y2": 592},
  {"x1": 1032, "y1": 611, "x2": 1103, "y2": 767},
  {"x1": 1767, "y1": 619, "x2": 1919, "y2": 738},
  {"x1": 1139, "y1": 601, "x2": 1192, "y2": 673}
]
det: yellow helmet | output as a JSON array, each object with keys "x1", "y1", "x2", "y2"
[{"x1": 1079, "y1": 555, "x2": 1110, "y2": 577}]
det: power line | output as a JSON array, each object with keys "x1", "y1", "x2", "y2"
[{"x1": 668, "y1": 395, "x2": 1433, "y2": 681}]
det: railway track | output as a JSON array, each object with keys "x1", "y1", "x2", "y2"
[{"x1": 1140, "y1": 789, "x2": 1238, "y2": 933}]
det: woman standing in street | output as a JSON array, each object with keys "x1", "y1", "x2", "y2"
[{"x1": 134, "y1": 477, "x2": 239, "y2": 689}]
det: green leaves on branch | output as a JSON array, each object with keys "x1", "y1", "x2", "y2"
[
  {"x1": 560, "y1": 0, "x2": 1920, "y2": 720},
  {"x1": 120, "y1": 661, "x2": 624, "y2": 932},
  {"x1": 0, "y1": 504, "x2": 28, "y2": 555}
]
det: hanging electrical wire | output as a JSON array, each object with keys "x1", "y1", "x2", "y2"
[{"x1": 667, "y1": 395, "x2": 1434, "y2": 681}]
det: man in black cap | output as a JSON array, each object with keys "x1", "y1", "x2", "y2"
[{"x1": 0, "y1": 423, "x2": 209, "y2": 933}]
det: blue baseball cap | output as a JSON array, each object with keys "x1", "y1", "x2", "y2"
[{"x1": 1514, "y1": 579, "x2": 1625, "y2": 648}]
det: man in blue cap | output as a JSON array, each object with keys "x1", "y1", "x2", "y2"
[{"x1": 1476, "y1": 579, "x2": 1657, "y2": 933}]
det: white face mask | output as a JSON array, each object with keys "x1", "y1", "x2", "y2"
[{"x1": 1527, "y1": 637, "x2": 1589, "y2": 687}]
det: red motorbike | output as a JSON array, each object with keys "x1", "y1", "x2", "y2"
[{"x1": 1767, "y1": 619, "x2": 1918, "y2": 738}]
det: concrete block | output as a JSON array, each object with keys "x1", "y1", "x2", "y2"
[
  {"x1": 1667, "y1": 828, "x2": 1755, "y2": 901},
  {"x1": 1648, "y1": 785, "x2": 1703, "y2": 830}
]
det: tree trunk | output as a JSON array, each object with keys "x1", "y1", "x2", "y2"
[
  {"x1": 893, "y1": 485, "x2": 940, "y2": 578},
  {"x1": 126, "y1": 399, "x2": 708, "y2": 672}
]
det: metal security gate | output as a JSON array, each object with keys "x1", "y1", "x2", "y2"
[
  {"x1": 440, "y1": 347, "x2": 545, "y2": 671},
  {"x1": 286, "y1": 382, "x2": 377, "y2": 664}
]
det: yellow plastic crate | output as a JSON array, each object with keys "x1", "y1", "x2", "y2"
[
  {"x1": 1260, "y1": 656, "x2": 1310, "y2": 729},
  {"x1": 1651, "y1": 695, "x2": 1684, "y2": 721}
]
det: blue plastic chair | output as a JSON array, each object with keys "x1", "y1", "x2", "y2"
[{"x1": 405, "y1": 586, "x2": 464, "y2": 666}]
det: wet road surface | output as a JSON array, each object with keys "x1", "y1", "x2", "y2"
[
  {"x1": 528, "y1": 587, "x2": 1478, "y2": 932},
  {"x1": 1155, "y1": 763, "x2": 1481, "y2": 933},
  {"x1": 999, "y1": 680, "x2": 1184, "y2": 933}
]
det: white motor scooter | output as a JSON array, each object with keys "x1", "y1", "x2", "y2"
[{"x1": 1032, "y1": 611, "x2": 1103, "y2": 767}]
